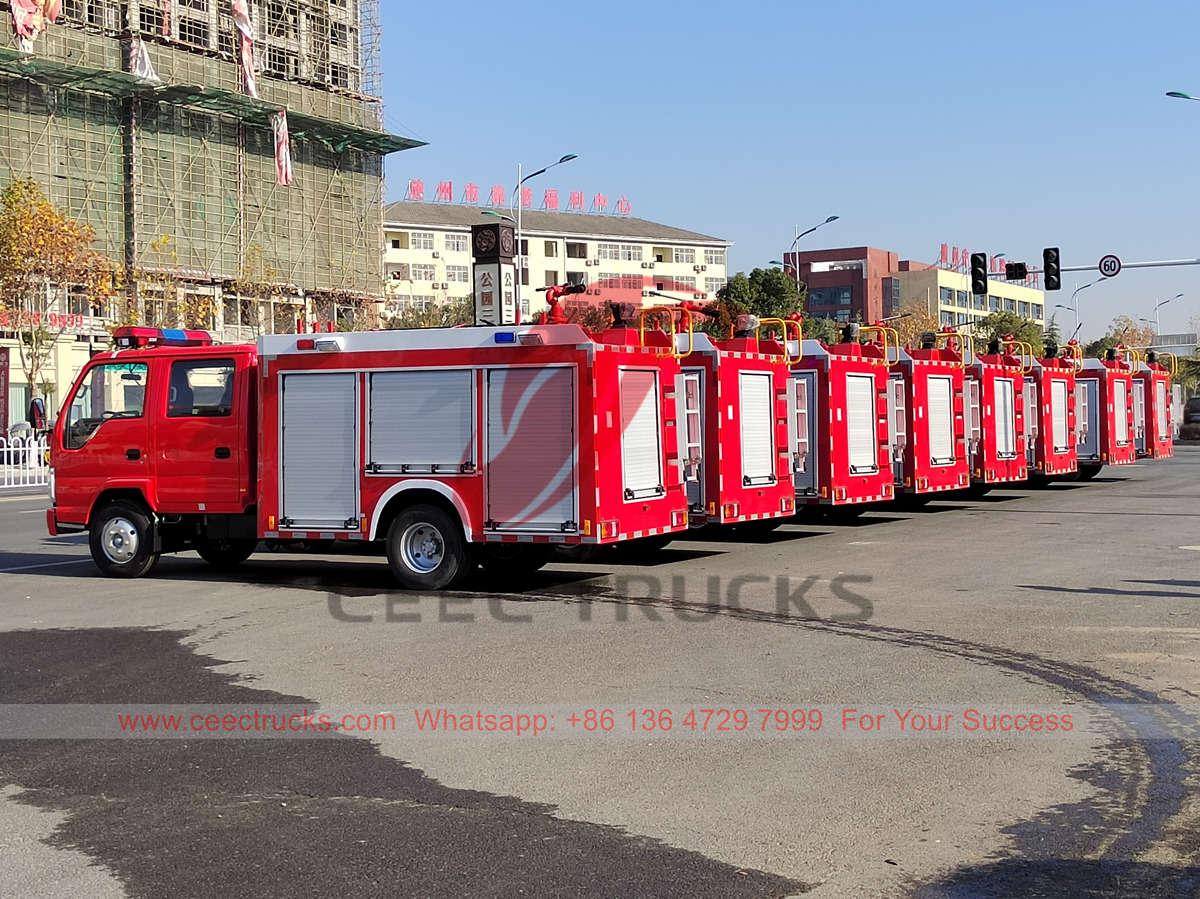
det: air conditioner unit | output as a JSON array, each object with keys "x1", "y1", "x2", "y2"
[
  {"x1": 648, "y1": 263, "x2": 656, "y2": 270},
  {"x1": 642, "y1": 289, "x2": 652, "y2": 297},
  {"x1": 693, "y1": 264, "x2": 702, "y2": 273},
  {"x1": 432, "y1": 251, "x2": 441, "y2": 258},
  {"x1": 701, "y1": 265, "x2": 708, "y2": 272},
  {"x1": 694, "y1": 293, "x2": 704, "y2": 301},
  {"x1": 585, "y1": 260, "x2": 594, "y2": 267},
  {"x1": 640, "y1": 262, "x2": 649, "y2": 269}
]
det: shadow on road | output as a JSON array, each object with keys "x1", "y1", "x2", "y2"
[
  {"x1": 0, "y1": 628, "x2": 807, "y2": 898},
  {"x1": 913, "y1": 857, "x2": 1200, "y2": 898}
]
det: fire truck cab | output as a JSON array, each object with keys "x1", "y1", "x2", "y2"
[
  {"x1": 49, "y1": 323, "x2": 691, "y2": 589},
  {"x1": 1075, "y1": 349, "x2": 1138, "y2": 479}
]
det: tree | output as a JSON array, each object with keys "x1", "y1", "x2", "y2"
[
  {"x1": 0, "y1": 179, "x2": 115, "y2": 405},
  {"x1": 1043, "y1": 314, "x2": 1062, "y2": 346},
  {"x1": 1107, "y1": 314, "x2": 1155, "y2": 350},
  {"x1": 1084, "y1": 335, "x2": 1117, "y2": 359},
  {"x1": 380, "y1": 298, "x2": 473, "y2": 330},
  {"x1": 974, "y1": 311, "x2": 1045, "y2": 348},
  {"x1": 891, "y1": 300, "x2": 941, "y2": 348},
  {"x1": 801, "y1": 315, "x2": 841, "y2": 345},
  {"x1": 707, "y1": 268, "x2": 802, "y2": 337}
]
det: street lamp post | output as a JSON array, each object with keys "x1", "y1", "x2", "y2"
[
  {"x1": 510, "y1": 154, "x2": 578, "y2": 315},
  {"x1": 781, "y1": 215, "x2": 839, "y2": 292},
  {"x1": 1057, "y1": 277, "x2": 1107, "y2": 334},
  {"x1": 1151, "y1": 292, "x2": 1183, "y2": 339}
]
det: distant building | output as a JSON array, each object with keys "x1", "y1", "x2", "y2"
[
  {"x1": 786, "y1": 246, "x2": 1046, "y2": 331},
  {"x1": 383, "y1": 202, "x2": 730, "y2": 320}
]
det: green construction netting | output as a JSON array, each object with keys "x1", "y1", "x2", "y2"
[{"x1": 0, "y1": 47, "x2": 422, "y2": 155}]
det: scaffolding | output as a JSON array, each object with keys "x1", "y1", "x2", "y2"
[{"x1": 0, "y1": 0, "x2": 418, "y2": 332}]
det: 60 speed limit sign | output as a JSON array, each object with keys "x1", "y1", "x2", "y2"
[{"x1": 1098, "y1": 254, "x2": 1122, "y2": 278}]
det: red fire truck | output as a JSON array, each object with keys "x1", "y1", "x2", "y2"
[
  {"x1": 788, "y1": 323, "x2": 894, "y2": 512},
  {"x1": 879, "y1": 328, "x2": 971, "y2": 500},
  {"x1": 964, "y1": 337, "x2": 1028, "y2": 489},
  {"x1": 1132, "y1": 351, "x2": 1176, "y2": 460},
  {"x1": 1025, "y1": 341, "x2": 1081, "y2": 481},
  {"x1": 1075, "y1": 348, "x2": 1138, "y2": 479},
  {"x1": 676, "y1": 313, "x2": 797, "y2": 528},
  {"x1": 48, "y1": 320, "x2": 693, "y2": 588}
]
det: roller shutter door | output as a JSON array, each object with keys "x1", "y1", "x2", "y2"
[
  {"x1": 281, "y1": 372, "x2": 358, "y2": 529},
  {"x1": 928, "y1": 375, "x2": 955, "y2": 465},
  {"x1": 740, "y1": 372, "x2": 775, "y2": 485},
  {"x1": 846, "y1": 373, "x2": 879, "y2": 474},
  {"x1": 620, "y1": 369, "x2": 664, "y2": 500}
]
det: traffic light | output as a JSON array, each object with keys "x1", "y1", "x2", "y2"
[
  {"x1": 970, "y1": 253, "x2": 988, "y2": 296},
  {"x1": 1005, "y1": 261, "x2": 1028, "y2": 281},
  {"x1": 1043, "y1": 247, "x2": 1061, "y2": 291}
]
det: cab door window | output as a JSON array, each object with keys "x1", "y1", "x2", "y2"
[
  {"x1": 65, "y1": 362, "x2": 149, "y2": 449},
  {"x1": 167, "y1": 359, "x2": 236, "y2": 418}
]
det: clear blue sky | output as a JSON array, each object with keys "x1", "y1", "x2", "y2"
[{"x1": 379, "y1": 0, "x2": 1200, "y2": 339}]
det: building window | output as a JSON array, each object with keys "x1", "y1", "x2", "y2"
[
  {"x1": 566, "y1": 271, "x2": 586, "y2": 286},
  {"x1": 704, "y1": 248, "x2": 726, "y2": 267},
  {"x1": 446, "y1": 265, "x2": 469, "y2": 283},
  {"x1": 1005, "y1": 298, "x2": 1016, "y2": 312},
  {"x1": 620, "y1": 273, "x2": 642, "y2": 290},
  {"x1": 390, "y1": 239, "x2": 401, "y2": 250},
  {"x1": 954, "y1": 290, "x2": 968, "y2": 308},
  {"x1": 939, "y1": 286, "x2": 954, "y2": 305},
  {"x1": 566, "y1": 242, "x2": 588, "y2": 259},
  {"x1": 388, "y1": 264, "x2": 410, "y2": 281},
  {"x1": 1031, "y1": 304, "x2": 1043, "y2": 320},
  {"x1": 658, "y1": 275, "x2": 695, "y2": 291},
  {"x1": 520, "y1": 267, "x2": 529, "y2": 286},
  {"x1": 941, "y1": 311, "x2": 955, "y2": 326},
  {"x1": 706, "y1": 277, "x2": 727, "y2": 295},
  {"x1": 989, "y1": 295, "x2": 1000, "y2": 312},
  {"x1": 598, "y1": 242, "x2": 643, "y2": 262},
  {"x1": 545, "y1": 270, "x2": 559, "y2": 287},
  {"x1": 410, "y1": 231, "x2": 435, "y2": 250},
  {"x1": 1018, "y1": 301, "x2": 1030, "y2": 318},
  {"x1": 674, "y1": 248, "x2": 696, "y2": 264},
  {"x1": 444, "y1": 233, "x2": 469, "y2": 253},
  {"x1": 544, "y1": 241, "x2": 558, "y2": 257},
  {"x1": 412, "y1": 264, "x2": 436, "y2": 282}
]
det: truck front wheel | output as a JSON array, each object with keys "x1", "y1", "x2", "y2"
[
  {"x1": 196, "y1": 538, "x2": 258, "y2": 571},
  {"x1": 89, "y1": 501, "x2": 160, "y2": 579},
  {"x1": 385, "y1": 504, "x2": 467, "y2": 590}
]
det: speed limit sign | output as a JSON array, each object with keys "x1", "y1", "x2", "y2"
[{"x1": 1098, "y1": 254, "x2": 1122, "y2": 278}]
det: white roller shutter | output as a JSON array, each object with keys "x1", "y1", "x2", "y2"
[
  {"x1": 1156, "y1": 381, "x2": 1169, "y2": 440},
  {"x1": 928, "y1": 375, "x2": 955, "y2": 465},
  {"x1": 281, "y1": 372, "x2": 358, "y2": 529},
  {"x1": 619, "y1": 369, "x2": 664, "y2": 499},
  {"x1": 1113, "y1": 378, "x2": 1129, "y2": 445},
  {"x1": 846, "y1": 373, "x2": 878, "y2": 474},
  {"x1": 369, "y1": 370, "x2": 474, "y2": 474},
  {"x1": 995, "y1": 378, "x2": 1017, "y2": 458},
  {"x1": 1051, "y1": 379, "x2": 1070, "y2": 451},
  {"x1": 740, "y1": 372, "x2": 775, "y2": 486},
  {"x1": 486, "y1": 367, "x2": 576, "y2": 531}
]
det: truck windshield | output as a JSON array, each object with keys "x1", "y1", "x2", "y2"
[{"x1": 65, "y1": 362, "x2": 149, "y2": 449}]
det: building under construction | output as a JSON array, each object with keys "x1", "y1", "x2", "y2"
[{"x1": 0, "y1": 0, "x2": 421, "y2": 339}]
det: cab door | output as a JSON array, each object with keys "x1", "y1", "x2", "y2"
[
  {"x1": 55, "y1": 360, "x2": 152, "y2": 525},
  {"x1": 153, "y1": 354, "x2": 247, "y2": 514}
]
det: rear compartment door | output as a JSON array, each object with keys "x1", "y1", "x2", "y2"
[
  {"x1": 618, "y1": 368, "x2": 664, "y2": 501},
  {"x1": 994, "y1": 377, "x2": 1017, "y2": 460},
  {"x1": 1051, "y1": 379, "x2": 1070, "y2": 452},
  {"x1": 1113, "y1": 378, "x2": 1130, "y2": 447},
  {"x1": 847, "y1": 373, "x2": 880, "y2": 476},
  {"x1": 1156, "y1": 380, "x2": 1169, "y2": 441},
  {"x1": 1132, "y1": 381, "x2": 1146, "y2": 452},
  {"x1": 486, "y1": 366, "x2": 577, "y2": 531},
  {"x1": 790, "y1": 372, "x2": 818, "y2": 494},
  {"x1": 927, "y1": 375, "x2": 956, "y2": 465},
  {"x1": 887, "y1": 373, "x2": 905, "y2": 483},
  {"x1": 680, "y1": 370, "x2": 704, "y2": 508},
  {"x1": 1077, "y1": 378, "x2": 1100, "y2": 458},
  {"x1": 739, "y1": 372, "x2": 776, "y2": 487},
  {"x1": 280, "y1": 372, "x2": 359, "y2": 530}
]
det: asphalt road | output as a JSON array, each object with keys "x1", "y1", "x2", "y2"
[{"x1": 1, "y1": 452, "x2": 1198, "y2": 897}]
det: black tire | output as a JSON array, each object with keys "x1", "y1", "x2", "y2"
[
  {"x1": 1027, "y1": 471, "x2": 1051, "y2": 489},
  {"x1": 385, "y1": 504, "x2": 467, "y2": 590},
  {"x1": 89, "y1": 500, "x2": 160, "y2": 579},
  {"x1": 196, "y1": 538, "x2": 257, "y2": 571},
  {"x1": 1077, "y1": 463, "x2": 1104, "y2": 481}
]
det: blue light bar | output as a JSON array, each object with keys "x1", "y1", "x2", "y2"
[
  {"x1": 162, "y1": 329, "x2": 188, "y2": 343},
  {"x1": 494, "y1": 332, "x2": 517, "y2": 344}
]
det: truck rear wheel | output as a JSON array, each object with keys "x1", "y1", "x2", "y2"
[
  {"x1": 1077, "y1": 464, "x2": 1104, "y2": 481},
  {"x1": 385, "y1": 504, "x2": 467, "y2": 590},
  {"x1": 196, "y1": 538, "x2": 258, "y2": 571},
  {"x1": 89, "y1": 501, "x2": 160, "y2": 579}
]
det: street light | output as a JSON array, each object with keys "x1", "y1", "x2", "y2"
[
  {"x1": 1058, "y1": 277, "x2": 1107, "y2": 334},
  {"x1": 480, "y1": 210, "x2": 515, "y2": 224},
  {"x1": 780, "y1": 215, "x2": 839, "y2": 292},
  {"x1": 1151, "y1": 292, "x2": 1183, "y2": 337},
  {"x1": 1166, "y1": 91, "x2": 1200, "y2": 101},
  {"x1": 510, "y1": 154, "x2": 578, "y2": 316}
]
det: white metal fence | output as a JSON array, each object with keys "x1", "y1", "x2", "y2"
[{"x1": 0, "y1": 436, "x2": 50, "y2": 491}]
